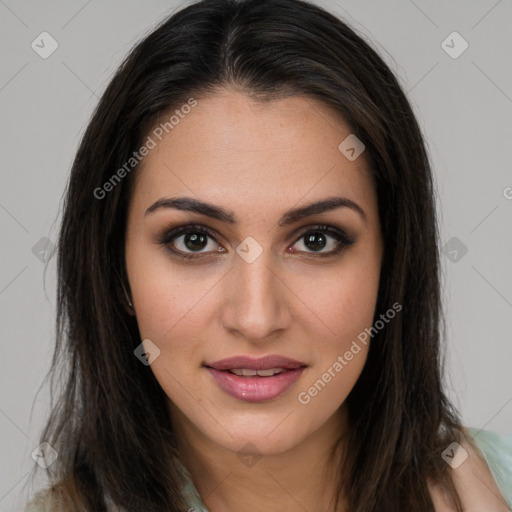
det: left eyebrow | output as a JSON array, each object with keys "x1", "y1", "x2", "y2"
[{"x1": 144, "y1": 196, "x2": 367, "y2": 226}]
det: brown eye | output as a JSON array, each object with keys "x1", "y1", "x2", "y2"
[
  {"x1": 180, "y1": 231, "x2": 210, "y2": 252},
  {"x1": 289, "y1": 225, "x2": 355, "y2": 257},
  {"x1": 302, "y1": 231, "x2": 330, "y2": 252},
  {"x1": 158, "y1": 224, "x2": 224, "y2": 260}
]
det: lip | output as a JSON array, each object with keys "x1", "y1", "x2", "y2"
[
  {"x1": 204, "y1": 355, "x2": 307, "y2": 403},
  {"x1": 205, "y1": 355, "x2": 307, "y2": 371}
]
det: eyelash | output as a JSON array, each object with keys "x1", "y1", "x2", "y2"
[{"x1": 157, "y1": 223, "x2": 355, "y2": 261}]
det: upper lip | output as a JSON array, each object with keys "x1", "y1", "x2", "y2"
[{"x1": 205, "y1": 355, "x2": 307, "y2": 371}]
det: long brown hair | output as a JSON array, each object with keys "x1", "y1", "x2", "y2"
[{"x1": 30, "y1": 0, "x2": 466, "y2": 510}]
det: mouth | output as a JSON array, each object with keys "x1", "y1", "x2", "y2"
[
  {"x1": 204, "y1": 355, "x2": 307, "y2": 402},
  {"x1": 223, "y1": 367, "x2": 290, "y2": 377}
]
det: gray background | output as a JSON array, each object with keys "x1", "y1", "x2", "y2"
[{"x1": 1, "y1": 0, "x2": 511, "y2": 510}]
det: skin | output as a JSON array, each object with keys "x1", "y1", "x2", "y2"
[
  {"x1": 429, "y1": 432, "x2": 510, "y2": 512},
  {"x1": 123, "y1": 88, "x2": 507, "y2": 511}
]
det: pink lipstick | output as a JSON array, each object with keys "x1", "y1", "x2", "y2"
[{"x1": 204, "y1": 355, "x2": 307, "y2": 403}]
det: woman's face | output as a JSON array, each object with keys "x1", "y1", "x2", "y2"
[{"x1": 125, "y1": 88, "x2": 383, "y2": 456}]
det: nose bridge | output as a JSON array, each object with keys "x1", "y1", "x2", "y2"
[{"x1": 221, "y1": 241, "x2": 289, "y2": 340}]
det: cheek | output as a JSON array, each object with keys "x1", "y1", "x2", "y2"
[
  {"x1": 133, "y1": 276, "x2": 211, "y2": 353},
  {"x1": 294, "y1": 273, "x2": 376, "y2": 417},
  {"x1": 126, "y1": 239, "x2": 201, "y2": 332},
  {"x1": 290, "y1": 256, "x2": 380, "y2": 407},
  {"x1": 291, "y1": 256, "x2": 381, "y2": 354}
]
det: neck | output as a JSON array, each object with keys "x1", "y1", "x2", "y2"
[{"x1": 171, "y1": 404, "x2": 350, "y2": 512}]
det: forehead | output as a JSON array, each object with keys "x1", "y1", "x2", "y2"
[{"x1": 131, "y1": 89, "x2": 376, "y2": 219}]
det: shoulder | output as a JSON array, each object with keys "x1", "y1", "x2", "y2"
[{"x1": 429, "y1": 427, "x2": 512, "y2": 512}]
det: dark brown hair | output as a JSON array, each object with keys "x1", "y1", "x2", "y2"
[{"x1": 31, "y1": 0, "x2": 466, "y2": 510}]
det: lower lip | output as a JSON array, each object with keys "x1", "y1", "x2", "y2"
[{"x1": 206, "y1": 367, "x2": 306, "y2": 403}]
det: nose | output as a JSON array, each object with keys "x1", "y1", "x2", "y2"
[{"x1": 220, "y1": 247, "x2": 291, "y2": 342}]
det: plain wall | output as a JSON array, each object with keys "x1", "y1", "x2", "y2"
[{"x1": 1, "y1": 1, "x2": 511, "y2": 510}]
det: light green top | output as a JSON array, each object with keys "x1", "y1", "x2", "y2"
[
  {"x1": 25, "y1": 428, "x2": 512, "y2": 511},
  {"x1": 467, "y1": 427, "x2": 512, "y2": 509}
]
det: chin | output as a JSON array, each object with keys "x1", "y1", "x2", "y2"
[
  {"x1": 218, "y1": 428, "x2": 303, "y2": 457},
  {"x1": 204, "y1": 409, "x2": 312, "y2": 456}
]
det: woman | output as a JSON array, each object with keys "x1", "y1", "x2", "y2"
[{"x1": 25, "y1": 0, "x2": 512, "y2": 511}]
